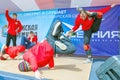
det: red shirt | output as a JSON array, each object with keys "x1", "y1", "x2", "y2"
[
  {"x1": 73, "y1": 15, "x2": 94, "y2": 31},
  {"x1": 23, "y1": 40, "x2": 54, "y2": 72},
  {"x1": 5, "y1": 45, "x2": 26, "y2": 59},
  {"x1": 72, "y1": 6, "x2": 111, "y2": 31},
  {"x1": 28, "y1": 35, "x2": 38, "y2": 44},
  {"x1": 5, "y1": 10, "x2": 23, "y2": 36}
]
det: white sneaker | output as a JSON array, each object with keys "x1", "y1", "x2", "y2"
[
  {"x1": 52, "y1": 21, "x2": 61, "y2": 36},
  {"x1": 84, "y1": 58, "x2": 93, "y2": 63},
  {"x1": 55, "y1": 41, "x2": 67, "y2": 50}
]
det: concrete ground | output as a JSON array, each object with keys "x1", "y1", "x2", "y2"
[{"x1": 0, "y1": 56, "x2": 92, "y2": 80}]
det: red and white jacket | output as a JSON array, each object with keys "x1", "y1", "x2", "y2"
[
  {"x1": 23, "y1": 40, "x2": 54, "y2": 72},
  {"x1": 5, "y1": 45, "x2": 25, "y2": 59},
  {"x1": 5, "y1": 10, "x2": 23, "y2": 36},
  {"x1": 28, "y1": 35, "x2": 38, "y2": 44},
  {"x1": 72, "y1": 6, "x2": 111, "y2": 31}
]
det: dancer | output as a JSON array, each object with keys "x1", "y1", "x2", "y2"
[
  {"x1": 68, "y1": 4, "x2": 116, "y2": 63},
  {"x1": 0, "y1": 44, "x2": 25, "y2": 60},
  {"x1": 18, "y1": 39, "x2": 54, "y2": 79},
  {"x1": 21, "y1": 31, "x2": 38, "y2": 49},
  {"x1": 0, "y1": 39, "x2": 54, "y2": 79},
  {"x1": 5, "y1": 8, "x2": 22, "y2": 47},
  {"x1": 46, "y1": 20, "x2": 76, "y2": 54}
]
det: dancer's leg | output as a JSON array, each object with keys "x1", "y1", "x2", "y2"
[
  {"x1": 12, "y1": 35, "x2": 17, "y2": 46},
  {"x1": 27, "y1": 42, "x2": 35, "y2": 49},
  {"x1": 91, "y1": 18, "x2": 102, "y2": 33},
  {"x1": 6, "y1": 33, "x2": 11, "y2": 47},
  {"x1": 20, "y1": 36, "x2": 30, "y2": 48},
  {"x1": 84, "y1": 29, "x2": 93, "y2": 63}
]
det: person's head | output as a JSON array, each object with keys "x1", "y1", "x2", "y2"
[
  {"x1": 18, "y1": 61, "x2": 31, "y2": 72},
  {"x1": 29, "y1": 31, "x2": 35, "y2": 37},
  {"x1": 12, "y1": 13, "x2": 17, "y2": 20},
  {"x1": 77, "y1": 7, "x2": 88, "y2": 20},
  {"x1": 80, "y1": 10, "x2": 88, "y2": 20}
]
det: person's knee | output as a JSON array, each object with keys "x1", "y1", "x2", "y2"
[
  {"x1": 97, "y1": 12, "x2": 103, "y2": 18},
  {"x1": 84, "y1": 35, "x2": 90, "y2": 44},
  {"x1": 84, "y1": 44, "x2": 90, "y2": 51}
]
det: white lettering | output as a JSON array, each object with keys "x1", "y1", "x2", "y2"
[
  {"x1": 92, "y1": 31, "x2": 100, "y2": 38},
  {"x1": 74, "y1": 31, "x2": 119, "y2": 39},
  {"x1": 111, "y1": 31, "x2": 119, "y2": 38},
  {"x1": 100, "y1": 31, "x2": 110, "y2": 38},
  {"x1": 76, "y1": 31, "x2": 84, "y2": 38}
]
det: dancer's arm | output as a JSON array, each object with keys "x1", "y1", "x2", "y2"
[
  {"x1": 17, "y1": 21, "x2": 23, "y2": 33},
  {"x1": 34, "y1": 35, "x2": 38, "y2": 44},
  {"x1": 72, "y1": 14, "x2": 81, "y2": 31},
  {"x1": 5, "y1": 9, "x2": 12, "y2": 21},
  {"x1": 48, "y1": 56, "x2": 54, "y2": 68},
  {"x1": 67, "y1": 14, "x2": 81, "y2": 36}
]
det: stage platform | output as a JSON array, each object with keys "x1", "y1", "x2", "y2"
[{"x1": 0, "y1": 56, "x2": 92, "y2": 80}]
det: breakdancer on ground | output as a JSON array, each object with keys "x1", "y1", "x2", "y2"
[{"x1": 0, "y1": 31, "x2": 38, "y2": 60}]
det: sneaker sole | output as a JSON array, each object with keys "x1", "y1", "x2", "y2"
[{"x1": 55, "y1": 41, "x2": 67, "y2": 50}]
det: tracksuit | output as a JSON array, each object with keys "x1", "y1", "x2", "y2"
[
  {"x1": 5, "y1": 10, "x2": 22, "y2": 46},
  {"x1": 72, "y1": 6, "x2": 111, "y2": 57}
]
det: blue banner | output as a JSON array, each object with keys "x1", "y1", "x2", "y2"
[
  {"x1": 53, "y1": 5, "x2": 120, "y2": 56},
  {"x1": 0, "y1": 5, "x2": 120, "y2": 56}
]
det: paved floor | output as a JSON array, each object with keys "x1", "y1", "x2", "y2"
[{"x1": 0, "y1": 56, "x2": 92, "y2": 80}]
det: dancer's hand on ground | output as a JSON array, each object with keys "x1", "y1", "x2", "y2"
[{"x1": 35, "y1": 70, "x2": 42, "y2": 79}]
